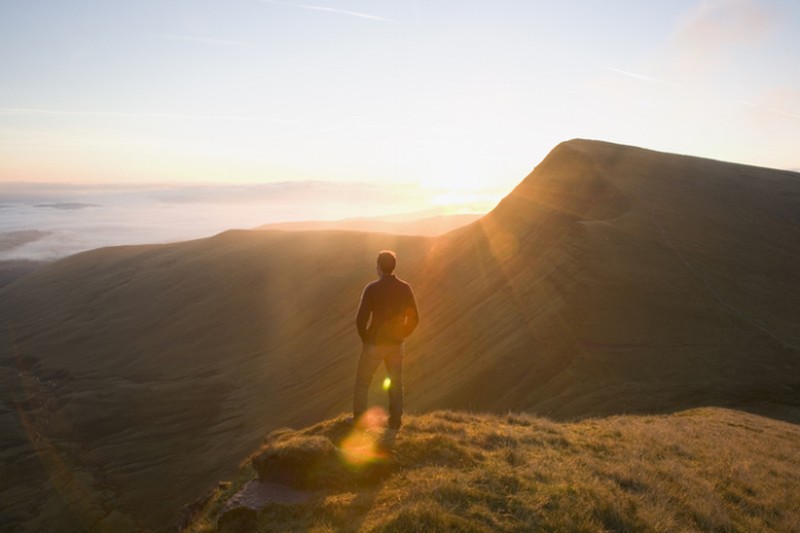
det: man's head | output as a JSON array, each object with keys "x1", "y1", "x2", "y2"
[{"x1": 376, "y1": 250, "x2": 397, "y2": 275}]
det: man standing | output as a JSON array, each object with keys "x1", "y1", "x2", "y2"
[{"x1": 354, "y1": 250, "x2": 419, "y2": 430}]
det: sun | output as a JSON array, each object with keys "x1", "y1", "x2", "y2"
[{"x1": 428, "y1": 187, "x2": 505, "y2": 215}]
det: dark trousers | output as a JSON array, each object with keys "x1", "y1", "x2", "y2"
[{"x1": 353, "y1": 343, "x2": 404, "y2": 428}]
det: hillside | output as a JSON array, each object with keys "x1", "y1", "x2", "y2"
[
  {"x1": 184, "y1": 408, "x2": 800, "y2": 532},
  {"x1": 257, "y1": 213, "x2": 482, "y2": 236},
  {"x1": 1, "y1": 139, "x2": 799, "y2": 531}
]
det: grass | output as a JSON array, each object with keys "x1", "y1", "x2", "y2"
[{"x1": 185, "y1": 407, "x2": 800, "y2": 532}]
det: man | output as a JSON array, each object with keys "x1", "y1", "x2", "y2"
[{"x1": 354, "y1": 250, "x2": 419, "y2": 430}]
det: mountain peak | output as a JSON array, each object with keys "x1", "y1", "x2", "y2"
[{"x1": 484, "y1": 139, "x2": 632, "y2": 232}]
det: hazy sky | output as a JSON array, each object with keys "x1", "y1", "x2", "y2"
[{"x1": 1, "y1": 0, "x2": 799, "y2": 195}]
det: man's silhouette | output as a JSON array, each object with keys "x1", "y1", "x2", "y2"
[{"x1": 354, "y1": 250, "x2": 419, "y2": 430}]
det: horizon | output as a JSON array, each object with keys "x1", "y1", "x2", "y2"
[
  {"x1": 0, "y1": 179, "x2": 498, "y2": 261},
  {"x1": 2, "y1": 0, "x2": 800, "y2": 197},
  {"x1": 1, "y1": 136, "x2": 798, "y2": 261}
]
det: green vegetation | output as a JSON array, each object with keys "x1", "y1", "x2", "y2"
[{"x1": 186, "y1": 408, "x2": 800, "y2": 532}]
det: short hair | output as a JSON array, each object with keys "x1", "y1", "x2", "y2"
[{"x1": 376, "y1": 250, "x2": 397, "y2": 274}]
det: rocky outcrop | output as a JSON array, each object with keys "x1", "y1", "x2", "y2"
[
  {"x1": 218, "y1": 419, "x2": 396, "y2": 532},
  {"x1": 216, "y1": 481, "x2": 312, "y2": 533}
]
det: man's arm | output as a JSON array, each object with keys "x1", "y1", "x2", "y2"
[
  {"x1": 403, "y1": 285, "x2": 419, "y2": 338},
  {"x1": 355, "y1": 286, "x2": 371, "y2": 343}
]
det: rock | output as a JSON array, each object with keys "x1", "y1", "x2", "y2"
[
  {"x1": 216, "y1": 506, "x2": 256, "y2": 533},
  {"x1": 216, "y1": 480, "x2": 312, "y2": 532}
]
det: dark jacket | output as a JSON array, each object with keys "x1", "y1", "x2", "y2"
[{"x1": 356, "y1": 274, "x2": 419, "y2": 345}]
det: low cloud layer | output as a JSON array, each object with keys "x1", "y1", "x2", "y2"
[{"x1": 0, "y1": 181, "x2": 496, "y2": 261}]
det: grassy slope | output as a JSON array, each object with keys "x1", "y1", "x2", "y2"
[
  {"x1": 436, "y1": 140, "x2": 800, "y2": 417},
  {"x1": 0, "y1": 230, "x2": 433, "y2": 532},
  {"x1": 258, "y1": 213, "x2": 482, "y2": 236},
  {"x1": 1, "y1": 140, "x2": 799, "y2": 530},
  {"x1": 188, "y1": 408, "x2": 800, "y2": 533}
]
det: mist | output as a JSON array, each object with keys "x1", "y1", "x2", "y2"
[{"x1": 0, "y1": 181, "x2": 494, "y2": 261}]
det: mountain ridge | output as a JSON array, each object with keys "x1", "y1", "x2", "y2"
[{"x1": 1, "y1": 139, "x2": 799, "y2": 531}]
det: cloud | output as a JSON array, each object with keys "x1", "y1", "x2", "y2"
[
  {"x1": 665, "y1": 0, "x2": 777, "y2": 75},
  {"x1": 0, "y1": 181, "x2": 436, "y2": 260},
  {"x1": 260, "y1": 0, "x2": 392, "y2": 22},
  {"x1": 674, "y1": 0, "x2": 775, "y2": 45}
]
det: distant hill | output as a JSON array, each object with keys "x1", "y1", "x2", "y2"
[
  {"x1": 0, "y1": 259, "x2": 48, "y2": 289},
  {"x1": 257, "y1": 212, "x2": 482, "y2": 236},
  {"x1": 1, "y1": 139, "x2": 799, "y2": 531}
]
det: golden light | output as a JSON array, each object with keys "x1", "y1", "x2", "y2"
[
  {"x1": 430, "y1": 189, "x2": 504, "y2": 211},
  {"x1": 382, "y1": 377, "x2": 392, "y2": 391},
  {"x1": 489, "y1": 231, "x2": 519, "y2": 262},
  {"x1": 479, "y1": 216, "x2": 520, "y2": 263},
  {"x1": 339, "y1": 407, "x2": 390, "y2": 469}
]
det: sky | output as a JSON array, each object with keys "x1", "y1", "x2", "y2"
[{"x1": 1, "y1": 0, "x2": 800, "y2": 199}]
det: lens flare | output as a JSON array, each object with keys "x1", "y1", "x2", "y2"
[
  {"x1": 382, "y1": 377, "x2": 391, "y2": 390},
  {"x1": 340, "y1": 407, "x2": 389, "y2": 468},
  {"x1": 489, "y1": 231, "x2": 519, "y2": 261}
]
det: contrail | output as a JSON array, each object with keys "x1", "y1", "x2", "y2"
[
  {"x1": 603, "y1": 67, "x2": 800, "y2": 122},
  {"x1": 260, "y1": 0, "x2": 392, "y2": 22}
]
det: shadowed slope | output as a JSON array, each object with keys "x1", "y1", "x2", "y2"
[
  {"x1": 0, "y1": 230, "x2": 432, "y2": 531},
  {"x1": 1, "y1": 140, "x2": 799, "y2": 530}
]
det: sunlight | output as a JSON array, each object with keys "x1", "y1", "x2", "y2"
[
  {"x1": 339, "y1": 407, "x2": 390, "y2": 469},
  {"x1": 488, "y1": 230, "x2": 519, "y2": 262},
  {"x1": 479, "y1": 216, "x2": 520, "y2": 264},
  {"x1": 429, "y1": 189, "x2": 505, "y2": 214}
]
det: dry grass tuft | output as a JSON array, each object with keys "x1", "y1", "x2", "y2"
[{"x1": 185, "y1": 407, "x2": 800, "y2": 532}]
